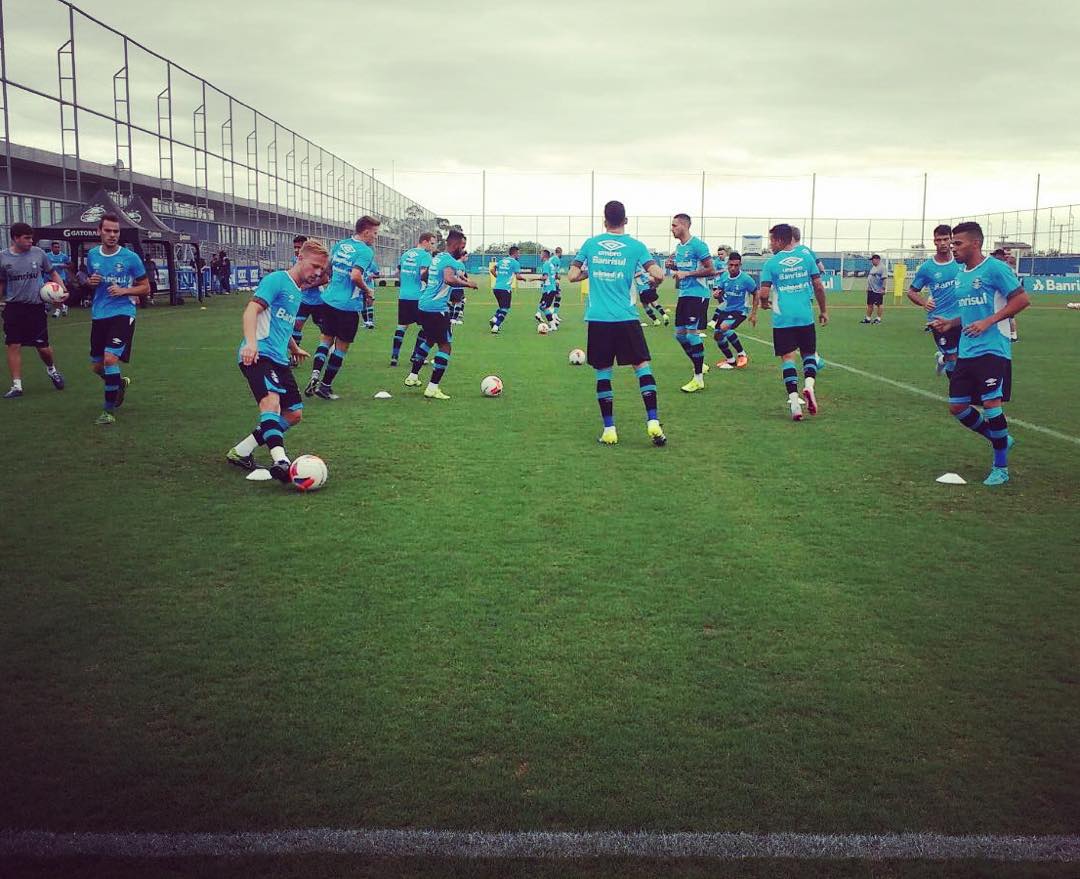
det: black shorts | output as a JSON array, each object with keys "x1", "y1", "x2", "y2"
[
  {"x1": 493, "y1": 288, "x2": 512, "y2": 310},
  {"x1": 696, "y1": 298, "x2": 710, "y2": 331},
  {"x1": 587, "y1": 320, "x2": 651, "y2": 369},
  {"x1": 397, "y1": 299, "x2": 422, "y2": 325},
  {"x1": 949, "y1": 354, "x2": 1012, "y2": 405},
  {"x1": 639, "y1": 288, "x2": 660, "y2": 305},
  {"x1": 675, "y1": 297, "x2": 707, "y2": 329},
  {"x1": 319, "y1": 304, "x2": 360, "y2": 343},
  {"x1": 930, "y1": 324, "x2": 961, "y2": 357},
  {"x1": 418, "y1": 310, "x2": 452, "y2": 345},
  {"x1": 239, "y1": 359, "x2": 303, "y2": 412},
  {"x1": 3, "y1": 301, "x2": 49, "y2": 348},
  {"x1": 773, "y1": 324, "x2": 816, "y2": 357},
  {"x1": 539, "y1": 291, "x2": 557, "y2": 309},
  {"x1": 715, "y1": 311, "x2": 747, "y2": 332},
  {"x1": 296, "y1": 301, "x2": 324, "y2": 326},
  {"x1": 867, "y1": 290, "x2": 884, "y2": 306},
  {"x1": 90, "y1": 315, "x2": 136, "y2": 363}
]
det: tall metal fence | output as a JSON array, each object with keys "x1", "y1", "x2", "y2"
[
  {"x1": 375, "y1": 168, "x2": 1076, "y2": 262},
  {"x1": 0, "y1": 0, "x2": 436, "y2": 270}
]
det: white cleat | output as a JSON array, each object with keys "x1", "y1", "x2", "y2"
[{"x1": 789, "y1": 397, "x2": 804, "y2": 421}]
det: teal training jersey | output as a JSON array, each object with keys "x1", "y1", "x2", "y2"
[
  {"x1": 541, "y1": 257, "x2": 558, "y2": 293},
  {"x1": 633, "y1": 266, "x2": 658, "y2": 296},
  {"x1": 911, "y1": 257, "x2": 960, "y2": 321},
  {"x1": 320, "y1": 237, "x2": 375, "y2": 312},
  {"x1": 954, "y1": 257, "x2": 1022, "y2": 360},
  {"x1": 493, "y1": 256, "x2": 521, "y2": 290},
  {"x1": 760, "y1": 248, "x2": 819, "y2": 329},
  {"x1": 48, "y1": 251, "x2": 70, "y2": 282},
  {"x1": 576, "y1": 233, "x2": 653, "y2": 323},
  {"x1": 708, "y1": 257, "x2": 728, "y2": 290},
  {"x1": 674, "y1": 236, "x2": 711, "y2": 298},
  {"x1": 419, "y1": 252, "x2": 465, "y2": 313},
  {"x1": 716, "y1": 270, "x2": 758, "y2": 315},
  {"x1": 239, "y1": 270, "x2": 301, "y2": 365},
  {"x1": 398, "y1": 247, "x2": 433, "y2": 301},
  {"x1": 87, "y1": 245, "x2": 147, "y2": 319}
]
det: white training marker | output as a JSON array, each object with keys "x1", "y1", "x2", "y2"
[
  {"x1": 373, "y1": 391, "x2": 392, "y2": 399},
  {"x1": 245, "y1": 469, "x2": 273, "y2": 481},
  {"x1": 936, "y1": 472, "x2": 967, "y2": 485}
]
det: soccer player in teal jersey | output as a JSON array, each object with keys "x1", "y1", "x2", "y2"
[
  {"x1": 449, "y1": 251, "x2": 468, "y2": 325},
  {"x1": 47, "y1": 241, "x2": 71, "y2": 317},
  {"x1": 909, "y1": 224, "x2": 961, "y2": 377},
  {"x1": 291, "y1": 235, "x2": 330, "y2": 348},
  {"x1": 750, "y1": 223, "x2": 828, "y2": 421},
  {"x1": 406, "y1": 230, "x2": 476, "y2": 399},
  {"x1": 362, "y1": 260, "x2": 379, "y2": 330},
  {"x1": 228, "y1": 239, "x2": 328, "y2": 482},
  {"x1": 86, "y1": 214, "x2": 150, "y2": 425},
  {"x1": 551, "y1": 247, "x2": 564, "y2": 325},
  {"x1": 634, "y1": 264, "x2": 670, "y2": 326},
  {"x1": 711, "y1": 251, "x2": 756, "y2": 369},
  {"x1": 305, "y1": 215, "x2": 379, "y2": 400},
  {"x1": 488, "y1": 245, "x2": 527, "y2": 333},
  {"x1": 535, "y1": 248, "x2": 559, "y2": 329},
  {"x1": 568, "y1": 200, "x2": 667, "y2": 447},
  {"x1": 666, "y1": 213, "x2": 715, "y2": 393},
  {"x1": 707, "y1": 245, "x2": 729, "y2": 328},
  {"x1": 391, "y1": 231, "x2": 436, "y2": 366},
  {"x1": 930, "y1": 221, "x2": 1029, "y2": 486},
  {"x1": 792, "y1": 226, "x2": 827, "y2": 371}
]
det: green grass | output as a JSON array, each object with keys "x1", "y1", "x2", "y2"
[{"x1": 1, "y1": 280, "x2": 1078, "y2": 877}]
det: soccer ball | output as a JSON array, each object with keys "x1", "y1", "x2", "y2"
[
  {"x1": 568, "y1": 348, "x2": 586, "y2": 366},
  {"x1": 536, "y1": 322, "x2": 549, "y2": 335},
  {"x1": 481, "y1": 375, "x2": 503, "y2": 397},
  {"x1": 40, "y1": 281, "x2": 66, "y2": 304},
  {"x1": 289, "y1": 454, "x2": 328, "y2": 492}
]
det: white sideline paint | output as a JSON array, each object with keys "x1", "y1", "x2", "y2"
[
  {"x1": 0, "y1": 829, "x2": 1077, "y2": 862},
  {"x1": 741, "y1": 335, "x2": 1080, "y2": 447}
]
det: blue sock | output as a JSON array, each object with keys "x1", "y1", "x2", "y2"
[
  {"x1": 596, "y1": 367, "x2": 614, "y2": 427},
  {"x1": 635, "y1": 365, "x2": 657, "y2": 421},
  {"x1": 391, "y1": 326, "x2": 406, "y2": 361},
  {"x1": 984, "y1": 405, "x2": 1009, "y2": 467},
  {"x1": 781, "y1": 361, "x2": 798, "y2": 394}
]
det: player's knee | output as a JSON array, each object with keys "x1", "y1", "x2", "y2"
[
  {"x1": 948, "y1": 403, "x2": 967, "y2": 416},
  {"x1": 103, "y1": 353, "x2": 119, "y2": 367},
  {"x1": 285, "y1": 409, "x2": 302, "y2": 426}
]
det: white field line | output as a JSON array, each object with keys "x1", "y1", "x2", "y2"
[
  {"x1": 0, "y1": 829, "x2": 1077, "y2": 862},
  {"x1": 741, "y1": 334, "x2": 1080, "y2": 447}
]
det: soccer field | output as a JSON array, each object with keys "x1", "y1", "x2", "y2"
[{"x1": 1, "y1": 280, "x2": 1078, "y2": 878}]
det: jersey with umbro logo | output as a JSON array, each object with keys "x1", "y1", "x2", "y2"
[
  {"x1": 911, "y1": 257, "x2": 960, "y2": 321},
  {"x1": 239, "y1": 270, "x2": 301, "y2": 365},
  {"x1": 87, "y1": 245, "x2": 147, "y2": 319},
  {"x1": 954, "y1": 257, "x2": 1022, "y2": 360}
]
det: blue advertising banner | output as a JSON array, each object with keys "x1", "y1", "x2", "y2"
[{"x1": 1023, "y1": 275, "x2": 1080, "y2": 293}]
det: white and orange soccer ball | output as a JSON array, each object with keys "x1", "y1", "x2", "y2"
[
  {"x1": 536, "y1": 322, "x2": 549, "y2": 335},
  {"x1": 39, "y1": 281, "x2": 66, "y2": 304},
  {"x1": 568, "y1": 348, "x2": 586, "y2": 365},
  {"x1": 289, "y1": 454, "x2": 328, "y2": 491},
  {"x1": 480, "y1": 375, "x2": 503, "y2": 397}
]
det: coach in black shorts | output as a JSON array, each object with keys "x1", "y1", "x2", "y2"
[{"x1": 1, "y1": 222, "x2": 67, "y2": 398}]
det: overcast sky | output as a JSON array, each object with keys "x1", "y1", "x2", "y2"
[{"x1": 9, "y1": 0, "x2": 1080, "y2": 238}]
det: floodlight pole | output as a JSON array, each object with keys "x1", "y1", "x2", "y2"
[
  {"x1": 920, "y1": 172, "x2": 927, "y2": 248},
  {"x1": 481, "y1": 169, "x2": 486, "y2": 253},
  {"x1": 809, "y1": 172, "x2": 816, "y2": 247},
  {"x1": 590, "y1": 170, "x2": 595, "y2": 231},
  {"x1": 1032, "y1": 173, "x2": 1041, "y2": 253},
  {"x1": 700, "y1": 170, "x2": 705, "y2": 237}
]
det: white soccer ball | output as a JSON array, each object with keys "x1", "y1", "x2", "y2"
[
  {"x1": 568, "y1": 348, "x2": 586, "y2": 366},
  {"x1": 40, "y1": 281, "x2": 66, "y2": 304},
  {"x1": 480, "y1": 375, "x2": 503, "y2": 397},
  {"x1": 289, "y1": 454, "x2": 328, "y2": 492},
  {"x1": 536, "y1": 322, "x2": 549, "y2": 335}
]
